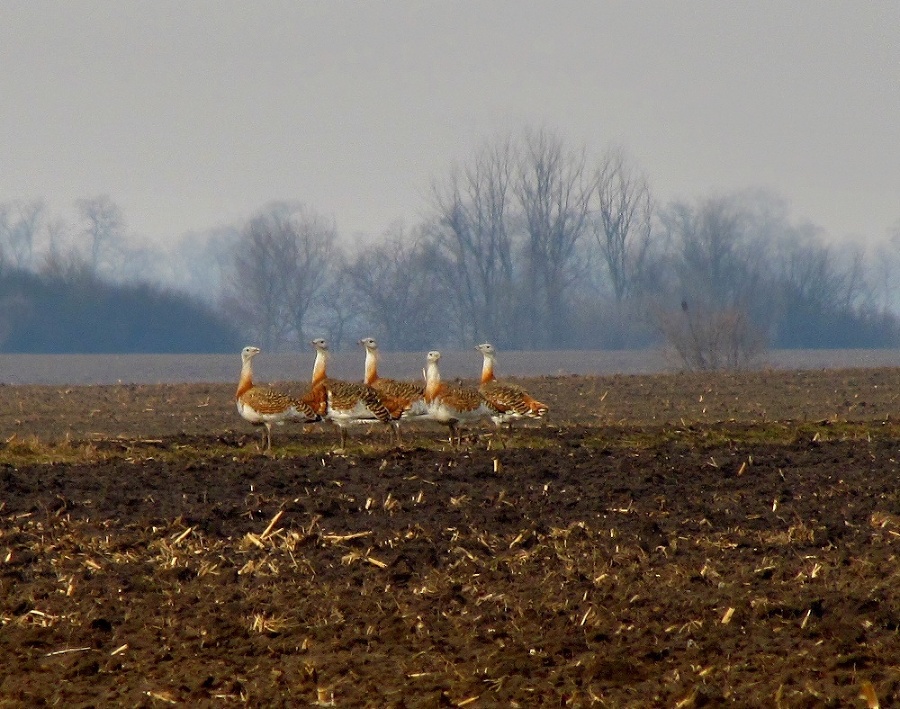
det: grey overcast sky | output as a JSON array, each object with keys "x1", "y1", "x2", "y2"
[{"x1": 1, "y1": 2, "x2": 898, "y2": 248}]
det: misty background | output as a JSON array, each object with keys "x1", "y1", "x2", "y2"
[{"x1": 1, "y1": 4, "x2": 899, "y2": 366}]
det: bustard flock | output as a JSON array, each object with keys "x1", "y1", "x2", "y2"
[{"x1": 235, "y1": 338, "x2": 549, "y2": 452}]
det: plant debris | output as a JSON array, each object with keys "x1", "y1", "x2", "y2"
[{"x1": 2, "y1": 369, "x2": 900, "y2": 704}]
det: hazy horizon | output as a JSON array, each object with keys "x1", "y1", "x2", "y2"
[{"x1": 4, "y1": 348, "x2": 900, "y2": 386}]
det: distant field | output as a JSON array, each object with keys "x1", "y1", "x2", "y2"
[{"x1": 2, "y1": 348, "x2": 900, "y2": 385}]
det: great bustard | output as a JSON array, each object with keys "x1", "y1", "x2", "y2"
[
  {"x1": 475, "y1": 343, "x2": 548, "y2": 443},
  {"x1": 235, "y1": 345, "x2": 319, "y2": 452},
  {"x1": 358, "y1": 336, "x2": 427, "y2": 445},
  {"x1": 475, "y1": 343, "x2": 549, "y2": 421},
  {"x1": 422, "y1": 350, "x2": 496, "y2": 445}
]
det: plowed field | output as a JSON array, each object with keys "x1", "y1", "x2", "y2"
[{"x1": 2, "y1": 368, "x2": 900, "y2": 707}]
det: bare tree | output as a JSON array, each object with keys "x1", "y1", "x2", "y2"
[
  {"x1": 515, "y1": 128, "x2": 595, "y2": 347},
  {"x1": 166, "y1": 226, "x2": 242, "y2": 305},
  {"x1": 659, "y1": 195, "x2": 776, "y2": 314},
  {"x1": 76, "y1": 195, "x2": 124, "y2": 275},
  {"x1": 776, "y1": 231, "x2": 845, "y2": 311},
  {"x1": 225, "y1": 202, "x2": 335, "y2": 349},
  {"x1": 0, "y1": 200, "x2": 45, "y2": 271},
  {"x1": 592, "y1": 148, "x2": 653, "y2": 304},
  {"x1": 344, "y1": 224, "x2": 446, "y2": 349},
  {"x1": 313, "y1": 270, "x2": 357, "y2": 350},
  {"x1": 430, "y1": 139, "x2": 518, "y2": 345},
  {"x1": 225, "y1": 229, "x2": 288, "y2": 348},
  {"x1": 280, "y1": 206, "x2": 336, "y2": 345},
  {"x1": 44, "y1": 216, "x2": 72, "y2": 267},
  {"x1": 652, "y1": 195, "x2": 774, "y2": 369},
  {"x1": 39, "y1": 216, "x2": 95, "y2": 285},
  {"x1": 870, "y1": 223, "x2": 900, "y2": 313},
  {"x1": 771, "y1": 227, "x2": 879, "y2": 345}
]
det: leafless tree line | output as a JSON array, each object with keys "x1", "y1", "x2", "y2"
[
  {"x1": 0, "y1": 195, "x2": 146, "y2": 280},
  {"x1": 3, "y1": 127, "x2": 899, "y2": 366},
  {"x1": 216, "y1": 131, "x2": 896, "y2": 366}
]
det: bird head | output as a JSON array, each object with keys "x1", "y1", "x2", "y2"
[{"x1": 241, "y1": 345, "x2": 261, "y2": 361}]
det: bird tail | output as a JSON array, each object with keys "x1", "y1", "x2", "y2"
[{"x1": 524, "y1": 395, "x2": 549, "y2": 417}]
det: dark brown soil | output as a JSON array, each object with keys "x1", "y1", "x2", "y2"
[{"x1": 2, "y1": 368, "x2": 900, "y2": 707}]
